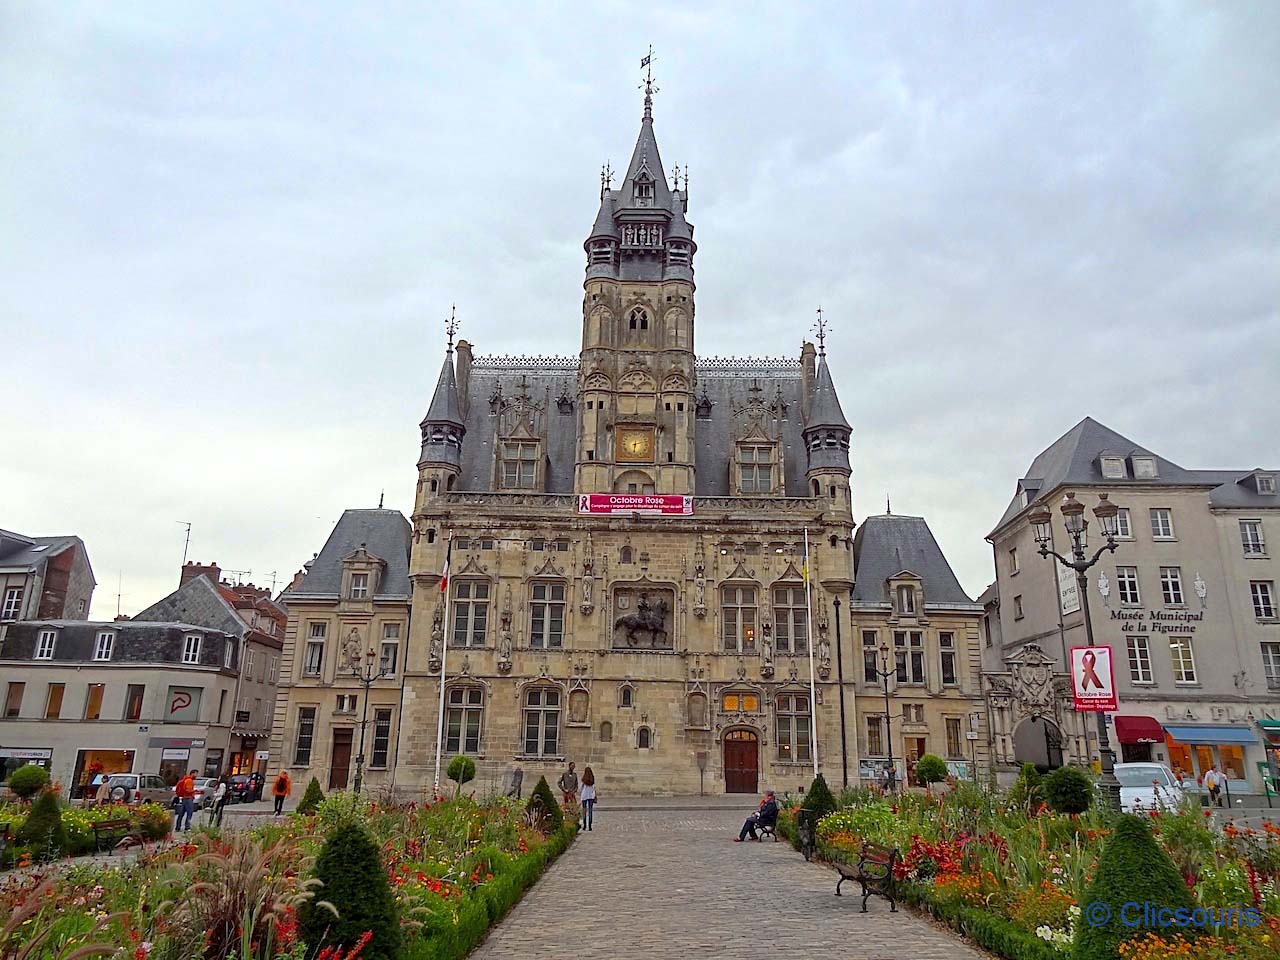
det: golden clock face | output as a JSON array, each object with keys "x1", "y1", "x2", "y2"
[{"x1": 617, "y1": 428, "x2": 654, "y2": 462}]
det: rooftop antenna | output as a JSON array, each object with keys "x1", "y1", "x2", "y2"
[
  {"x1": 378, "y1": 489, "x2": 384, "y2": 509},
  {"x1": 886, "y1": 494, "x2": 892, "y2": 515},
  {"x1": 116, "y1": 571, "x2": 122, "y2": 619},
  {"x1": 813, "y1": 306, "x2": 828, "y2": 357},
  {"x1": 177, "y1": 521, "x2": 192, "y2": 566},
  {"x1": 445, "y1": 305, "x2": 458, "y2": 356},
  {"x1": 222, "y1": 568, "x2": 251, "y2": 585},
  {"x1": 266, "y1": 571, "x2": 279, "y2": 593}
]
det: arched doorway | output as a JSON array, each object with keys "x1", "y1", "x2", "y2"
[
  {"x1": 724, "y1": 729, "x2": 759, "y2": 793},
  {"x1": 1013, "y1": 716, "x2": 1065, "y2": 773}
]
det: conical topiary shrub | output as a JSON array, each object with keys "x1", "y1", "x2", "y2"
[
  {"x1": 301, "y1": 821, "x2": 399, "y2": 960},
  {"x1": 295, "y1": 777, "x2": 325, "y2": 816},
  {"x1": 17, "y1": 788, "x2": 69, "y2": 861},
  {"x1": 526, "y1": 775, "x2": 564, "y2": 833},
  {"x1": 1073, "y1": 814, "x2": 1197, "y2": 960},
  {"x1": 802, "y1": 773, "x2": 837, "y2": 819}
]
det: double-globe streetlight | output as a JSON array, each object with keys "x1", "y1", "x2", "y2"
[
  {"x1": 347, "y1": 647, "x2": 392, "y2": 796},
  {"x1": 1027, "y1": 492, "x2": 1123, "y2": 811}
]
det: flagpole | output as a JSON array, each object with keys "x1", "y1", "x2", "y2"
[
  {"x1": 432, "y1": 533, "x2": 453, "y2": 793},
  {"x1": 803, "y1": 528, "x2": 819, "y2": 779}
]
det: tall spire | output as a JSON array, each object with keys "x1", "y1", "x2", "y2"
[
  {"x1": 445, "y1": 304, "x2": 457, "y2": 356},
  {"x1": 641, "y1": 45, "x2": 656, "y2": 122}
]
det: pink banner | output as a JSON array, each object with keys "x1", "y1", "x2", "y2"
[{"x1": 577, "y1": 494, "x2": 693, "y2": 516}]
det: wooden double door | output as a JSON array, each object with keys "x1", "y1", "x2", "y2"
[{"x1": 724, "y1": 729, "x2": 759, "y2": 794}]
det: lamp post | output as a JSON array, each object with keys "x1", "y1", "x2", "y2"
[
  {"x1": 348, "y1": 647, "x2": 389, "y2": 796},
  {"x1": 1028, "y1": 492, "x2": 1124, "y2": 811},
  {"x1": 833, "y1": 595, "x2": 849, "y2": 788},
  {"x1": 867, "y1": 641, "x2": 898, "y2": 792}
]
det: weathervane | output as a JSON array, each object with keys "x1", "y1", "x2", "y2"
[
  {"x1": 640, "y1": 46, "x2": 658, "y2": 118},
  {"x1": 600, "y1": 162, "x2": 613, "y2": 199},
  {"x1": 446, "y1": 304, "x2": 458, "y2": 355},
  {"x1": 813, "y1": 306, "x2": 828, "y2": 356}
]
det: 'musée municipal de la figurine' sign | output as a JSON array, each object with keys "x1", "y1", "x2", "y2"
[
  {"x1": 577, "y1": 494, "x2": 693, "y2": 516},
  {"x1": 1071, "y1": 645, "x2": 1118, "y2": 712},
  {"x1": 1110, "y1": 608, "x2": 1204, "y2": 634}
]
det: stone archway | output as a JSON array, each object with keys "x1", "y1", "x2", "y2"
[
  {"x1": 1012, "y1": 715, "x2": 1065, "y2": 772},
  {"x1": 983, "y1": 642, "x2": 1089, "y2": 780}
]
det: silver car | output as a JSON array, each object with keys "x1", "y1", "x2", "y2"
[
  {"x1": 1114, "y1": 762, "x2": 1187, "y2": 813},
  {"x1": 102, "y1": 773, "x2": 171, "y2": 805}
]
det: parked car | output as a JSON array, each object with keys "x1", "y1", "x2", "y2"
[
  {"x1": 228, "y1": 774, "x2": 256, "y2": 803},
  {"x1": 171, "y1": 777, "x2": 219, "y2": 809},
  {"x1": 102, "y1": 773, "x2": 171, "y2": 805},
  {"x1": 1114, "y1": 762, "x2": 1187, "y2": 813}
]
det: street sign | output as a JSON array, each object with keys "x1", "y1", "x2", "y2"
[
  {"x1": 577, "y1": 493, "x2": 693, "y2": 516},
  {"x1": 1070, "y1": 645, "x2": 1117, "y2": 712},
  {"x1": 965, "y1": 731, "x2": 980, "y2": 741}
]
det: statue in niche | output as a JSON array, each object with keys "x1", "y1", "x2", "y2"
[
  {"x1": 692, "y1": 559, "x2": 707, "y2": 618},
  {"x1": 760, "y1": 632, "x2": 774, "y2": 679},
  {"x1": 498, "y1": 613, "x2": 513, "y2": 674},
  {"x1": 342, "y1": 628, "x2": 361, "y2": 672},
  {"x1": 581, "y1": 556, "x2": 595, "y2": 614},
  {"x1": 429, "y1": 608, "x2": 443, "y2": 673},
  {"x1": 818, "y1": 635, "x2": 832, "y2": 680}
]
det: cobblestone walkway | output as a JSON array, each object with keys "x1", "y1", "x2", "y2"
[{"x1": 471, "y1": 805, "x2": 988, "y2": 960}]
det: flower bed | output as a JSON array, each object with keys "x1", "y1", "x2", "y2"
[
  {"x1": 0, "y1": 800, "x2": 171, "y2": 866},
  {"x1": 0, "y1": 792, "x2": 574, "y2": 959},
  {"x1": 779, "y1": 783, "x2": 1280, "y2": 960}
]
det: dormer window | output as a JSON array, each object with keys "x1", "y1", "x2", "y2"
[
  {"x1": 1100, "y1": 456, "x2": 1126, "y2": 479},
  {"x1": 349, "y1": 573, "x2": 369, "y2": 599},
  {"x1": 1132, "y1": 456, "x2": 1158, "y2": 479},
  {"x1": 737, "y1": 444, "x2": 776, "y2": 494},
  {"x1": 895, "y1": 584, "x2": 917, "y2": 616},
  {"x1": 500, "y1": 441, "x2": 539, "y2": 489},
  {"x1": 634, "y1": 177, "x2": 654, "y2": 206},
  {"x1": 1259, "y1": 474, "x2": 1277, "y2": 495}
]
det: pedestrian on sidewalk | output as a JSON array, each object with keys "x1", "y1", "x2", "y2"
[
  {"x1": 174, "y1": 769, "x2": 198, "y2": 832},
  {"x1": 1204, "y1": 765, "x2": 1222, "y2": 807},
  {"x1": 557, "y1": 762, "x2": 578, "y2": 805},
  {"x1": 735, "y1": 789, "x2": 779, "y2": 842},
  {"x1": 272, "y1": 770, "x2": 292, "y2": 815},
  {"x1": 212, "y1": 776, "x2": 230, "y2": 827},
  {"x1": 580, "y1": 766, "x2": 597, "y2": 831}
]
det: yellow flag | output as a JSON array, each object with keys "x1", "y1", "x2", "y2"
[{"x1": 801, "y1": 560, "x2": 809, "y2": 582}]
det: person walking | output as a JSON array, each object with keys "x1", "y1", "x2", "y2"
[
  {"x1": 580, "y1": 766, "x2": 597, "y2": 831},
  {"x1": 1204, "y1": 765, "x2": 1222, "y2": 807},
  {"x1": 174, "y1": 769, "x2": 198, "y2": 832},
  {"x1": 557, "y1": 762, "x2": 578, "y2": 805},
  {"x1": 271, "y1": 770, "x2": 292, "y2": 815},
  {"x1": 211, "y1": 776, "x2": 230, "y2": 827}
]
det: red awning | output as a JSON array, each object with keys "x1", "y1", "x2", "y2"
[{"x1": 1114, "y1": 715, "x2": 1165, "y2": 744}]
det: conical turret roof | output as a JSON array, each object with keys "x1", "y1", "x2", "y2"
[
  {"x1": 806, "y1": 355, "x2": 850, "y2": 431},
  {"x1": 423, "y1": 353, "x2": 463, "y2": 427},
  {"x1": 617, "y1": 106, "x2": 673, "y2": 211},
  {"x1": 588, "y1": 190, "x2": 619, "y2": 240}
]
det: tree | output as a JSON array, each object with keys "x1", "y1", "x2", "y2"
[
  {"x1": 446, "y1": 755, "x2": 476, "y2": 797},
  {"x1": 295, "y1": 777, "x2": 325, "y2": 816},
  {"x1": 7, "y1": 764, "x2": 50, "y2": 800},
  {"x1": 300, "y1": 821, "x2": 400, "y2": 960},
  {"x1": 915, "y1": 754, "x2": 948, "y2": 787},
  {"x1": 802, "y1": 773, "x2": 837, "y2": 819},
  {"x1": 17, "y1": 788, "x2": 68, "y2": 861},
  {"x1": 526, "y1": 775, "x2": 564, "y2": 832},
  {"x1": 1044, "y1": 766, "x2": 1093, "y2": 815},
  {"x1": 1073, "y1": 815, "x2": 1196, "y2": 960}
]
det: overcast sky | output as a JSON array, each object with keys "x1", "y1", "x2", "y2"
[{"x1": 3, "y1": 2, "x2": 1277, "y2": 619}]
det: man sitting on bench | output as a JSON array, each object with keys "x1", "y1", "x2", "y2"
[{"x1": 735, "y1": 789, "x2": 779, "y2": 842}]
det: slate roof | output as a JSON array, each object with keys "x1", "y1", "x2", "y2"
[
  {"x1": 0, "y1": 530, "x2": 90, "y2": 580},
  {"x1": 133, "y1": 574, "x2": 247, "y2": 637},
  {"x1": 991, "y1": 417, "x2": 1277, "y2": 535},
  {"x1": 806, "y1": 356, "x2": 850, "y2": 431},
  {"x1": 424, "y1": 354, "x2": 464, "y2": 427},
  {"x1": 287, "y1": 509, "x2": 412, "y2": 599},
  {"x1": 617, "y1": 109, "x2": 672, "y2": 212},
  {"x1": 454, "y1": 359, "x2": 813, "y2": 497},
  {"x1": 852, "y1": 514, "x2": 975, "y2": 606}
]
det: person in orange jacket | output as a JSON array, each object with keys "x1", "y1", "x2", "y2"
[
  {"x1": 174, "y1": 768, "x2": 198, "y2": 831},
  {"x1": 271, "y1": 770, "x2": 292, "y2": 815}
]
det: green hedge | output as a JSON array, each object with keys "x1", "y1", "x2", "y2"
[
  {"x1": 401, "y1": 822, "x2": 577, "y2": 960},
  {"x1": 899, "y1": 884, "x2": 1061, "y2": 960}
]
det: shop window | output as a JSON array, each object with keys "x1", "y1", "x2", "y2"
[{"x1": 1219, "y1": 745, "x2": 1246, "y2": 780}]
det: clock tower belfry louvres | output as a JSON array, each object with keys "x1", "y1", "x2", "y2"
[{"x1": 577, "y1": 78, "x2": 697, "y2": 496}]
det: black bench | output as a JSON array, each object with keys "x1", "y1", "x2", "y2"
[
  {"x1": 758, "y1": 821, "x2": 778, "y2": 841},
  {"x1": 91, "y1": 818, "x2": 143, "y2": 854},
  {"x1": 835, "y1": 841, "x2": 899, "y2": 913}
]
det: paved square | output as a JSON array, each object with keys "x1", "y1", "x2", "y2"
[{"x1": 472, "y1": 804, "x2": 988, "y2": 959}]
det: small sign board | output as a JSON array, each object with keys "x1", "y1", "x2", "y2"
[
  {"x1": 256, "y1": 750, "x2": 270, "y2": 761},
  {"x1": 577, "y1": 493, "x2": 693, "y2": 516},
  {"x1": 965, "y1": 731, "x2": 980, "y2": 741},
  {"x1": 1071, "y1": 645, "x2": 1117, "y2": 712}
]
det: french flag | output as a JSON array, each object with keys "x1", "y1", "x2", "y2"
[{"x1": 439, "y1": 538, "x2": 452, "y2": 593}]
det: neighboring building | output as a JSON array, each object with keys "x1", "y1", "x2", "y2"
[
  {"x1": 985, "y1": 416, "x2": 1280, "y2": 793},
  {"x1": 268, "y1": 510, "x2": 412, "y2": 793},
  {"x1": 849, "y1": 514, "x2": 989, "y2": 787},
  {"x1": 0, "y1": 528, "x2": 95, "y2": 628},
  {"x1": 0, "y1": 568, "x2": 284, "y2": 795}
]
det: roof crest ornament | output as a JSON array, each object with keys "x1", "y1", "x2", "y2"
[
  {"x1": 640, "y1": 46, "x2": 658, "y2": 122},
  {"x1": 446, "y1": 304, "x2": 458, "y2": 356},
  {"x1": 813, "y1": 306, "x2": 827, "y2": 357},
  {"x1": 600, "y1": 162, "x2": 613, "y2": 200}
]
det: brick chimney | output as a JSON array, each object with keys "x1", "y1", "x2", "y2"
[{"x1": 180, "y1": 561, "x2": 221, "y2": 587}]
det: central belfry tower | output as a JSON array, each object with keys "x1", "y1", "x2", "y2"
[{"x1": 575, "y1": 79, "x2": 698, "y2": 495}]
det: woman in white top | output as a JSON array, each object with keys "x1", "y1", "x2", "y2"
[{"x1": 580, "y1": 766, "x2": 597, "y2": 831}]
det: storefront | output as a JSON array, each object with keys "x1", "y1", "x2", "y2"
[
  {"x1": 0, "y1": 747, "x2": 53, "y2": 785},
  {"x1": 1163, "y1": 724, "x2": 1257, "y2": 793},
  {"x1": 70, "y1": 748, "x2": 136, "y2": 799},
  {"x1": 1113, "y1": 715, "x2": 1166, "y2": 763}
]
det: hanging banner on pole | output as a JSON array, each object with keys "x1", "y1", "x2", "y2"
[{"x1": 1070, "y1": 645, "x2": 1117, "y2": 712}]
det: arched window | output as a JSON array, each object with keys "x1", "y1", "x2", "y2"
[
  {"x1": 430, "y1": 478, "x2": 438, "y2": 492},
  {"x1": 620, "y1": 546, "x2": 633, "y2": 564},
  {"x1": 619, "y1": 684, "x2": 634, "y2": 708},
  {"x1": 599, "y1": 720, "x2": 613, "y2": 742},
  {"x1": 637, "y1": 727, "x2": 652, "y2": 749},
  {"x1": 811, "y1": 479, "x2": 820, "y2": 496},
  {"x1": 629, "y1": 307, "x2": 649, "y2": 331},
  {"x1": 522, "y1": 686, "x2": 561, "y2": 756},
  {"x1": 426, "y1": 529, "x2": 437, "y2": 544},
  {"x1": 447, "y1": 475, "x2": 456, "y2": 491}
]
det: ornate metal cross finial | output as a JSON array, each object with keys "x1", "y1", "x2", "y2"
[
  {"x1": 814, "y1": 305, "x2": 828, "y2": 356},
  {"x1": 671, "y1": 163, "x2": 681, "y2": 190},
  {"x1": 601, "y1": 162, "x2": 613, "y2": 199},
  {"x1": 445, "y1": 304, "x2": 458, "y2": 354}
]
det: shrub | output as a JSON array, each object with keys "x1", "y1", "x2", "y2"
[
  {"x1": 7, "y1": 764, "x2": 50, "y2": 799},
  {"x1": 316, "y1": 791, "x2": 367, "y2": 833},
  {"x1": 17, "y1": 788, "x2": 68, "y2": 860},
  {"x1": 1009, "y1": 762, "x2": 1044, "y2": 809},
  {"x1": 525, "y1": 776, "x2": 563, "y2": 833},
  {"x1": 802, "y1": 773, "x2": 837, "y2": 819},
  {"x1": 915, "y1": 754, "x2": 948, "y2": 787},
  {"x1": 296, "y1": 777, "x2": 325, "y2": 816},
  {"x1": 1073, "y1": 814, "x2": 1196, "y2": 960},
  {"x1": 301, "y1": 821, "x2": 400, "y2": 960},
  {"x1": 1043, "y1": 767, "x2": 1093, "y2": 815},
  {"x1": 447, "y1": 756, "x2": 476, "y2": 797}
]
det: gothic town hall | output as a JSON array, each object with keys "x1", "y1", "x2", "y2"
[{"x1": 269, "y1": 87, "x2": 988, "y2": 796}]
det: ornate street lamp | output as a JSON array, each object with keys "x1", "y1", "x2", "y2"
[
  {"x1": 347, "y1": 647, "x2": 391, "y2": 796},
  {"x1": 1030, "y1": 492, "x2": 1124, "y2": 811},
  {"x1": 866, "y1": 641, "x2": 898, "y2": 792}
]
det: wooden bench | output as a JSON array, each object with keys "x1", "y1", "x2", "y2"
[
  {"x1": 835, "y1": 841, "x2": 899, "y2": 913},
  {"x1": 91, "y1": 818, "x2": 143, "y2": 855}
]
